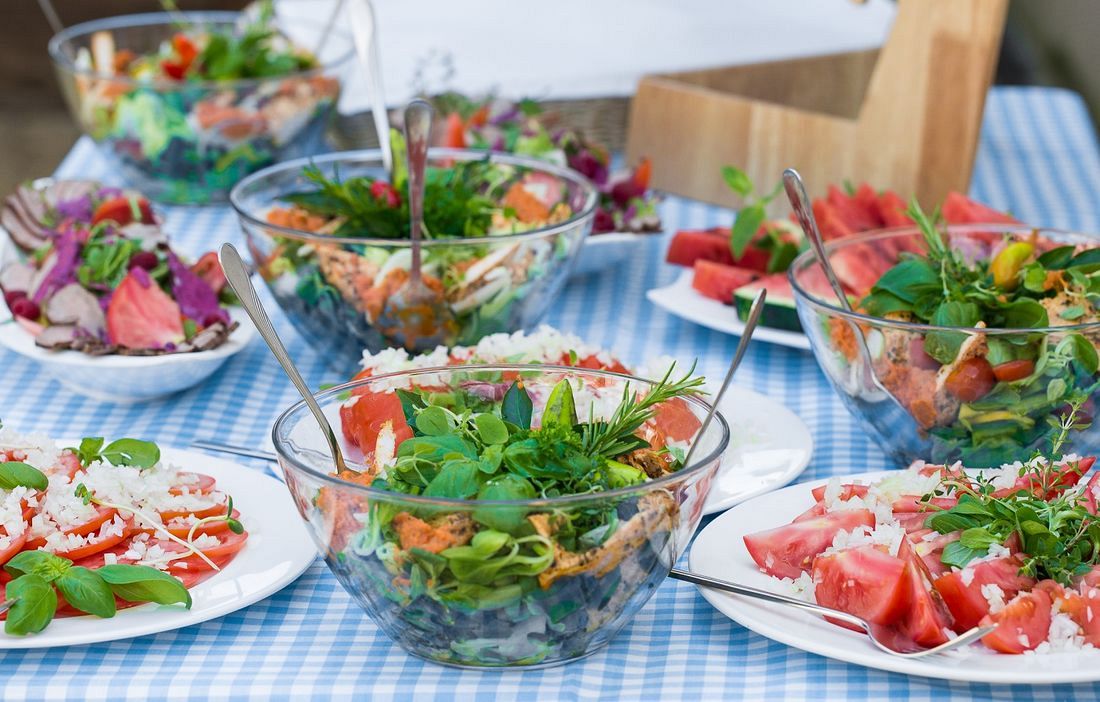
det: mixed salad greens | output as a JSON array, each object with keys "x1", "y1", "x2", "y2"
[
  {"x1": 319, "y1": 364, "x2": 710, "y2": 666},
  {"x1": 251, "y1": 134, "x2": 589, "y2": 361},
  {"x1": 60, "y1": 1, "x2": 341, "y2": 202},
  {"x1": 1, "y1": 179, "x2": 236, "y2": 355},
  {"x1": 0, "y1": 427, "x2": 247, "y2": 635},
  {"x1": 430, "y1": 93, "x2": 660, "y2": 234},
  {"x1": 848, "y1": 202, "x2": 1100, "y2": 465}
]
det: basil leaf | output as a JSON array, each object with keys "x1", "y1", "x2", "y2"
[
  {"x1": 473, "y1": 413, "x2": 509, "y2": 446},
  {"x1": 0, "y1": 462, "x2": 48, "y2": 492},
  {"x1": 5, "y1": 550, "x2": 70, "y2": 581},
  {"x1": 1037, "y1": 245, "x2": 1076, "y2": 270},
  {"x1": 729, "y1": 203, "x2": 765, "y2": 259},
  {"x1": 1000, "y1": 299, "x2": 1049, "y2": 329},
  {"x1": 96, "y1": 565, "x2": 192, "y2": 607},
  {"x1": 940, "y1": 541, "x2": 984, "y2": 570},
  {"x1": 56, "y1": 567, "x2": 116, "y2": 618},
  {"x1": 720, "y1": 165, "x2": 753, "y2": 198},
  {"x1": 958, "y1": 527, "x2": 997, "y2": 550},
  {"x1": 541, "y1": 380, "x2": 578, "y2": 428},
  {"x1": 415, "y1": 406, "x2": 453, "y2": 436},
  {"x1": 925, "y1": 511, "x2": 977, "y2": 533},
  {"x1": 4, "y1": 574, "x2": 58, "y2": 635},
  {"x1": 473, "y1": 475, "x2": 535, "y2": 534},
  {"x1": 1069, "y1": 248, "x2": 1100, "y2": 270},
  {"x1": 868, "y1": 259, "x2": 941, "y2": 304},
  {"x1": 100, "y1": 439, "x2": 160, "y2": 469},
  {"x1": 1059, "y1": 334, "x2": 1099, "y2": 374},
  {"x1": 923, "y1": 301, "x2": 980, "y2": 364},
  {"x1": 501, "y1": 382, "x2": 533, "y2": 430},
  {"x1": 395, "y1": 389, "x2": 426, "y2": 426},
  {"x1": 74, "y1": 437, "x2": 104, "y2": 465},
  {"x1": 423, "y1": 460, "x2": 482, "y2": 499}
]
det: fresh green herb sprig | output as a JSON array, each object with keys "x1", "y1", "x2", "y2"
[
  {"x1": 72, "y1": 437, "x2": 160, "y2": 470},
  {"x1": 721, "y1": 166, "x2": 797, "y2": 271},
  {"x1": 2, "y1": 551, "x2": 190, "y2": 636}
]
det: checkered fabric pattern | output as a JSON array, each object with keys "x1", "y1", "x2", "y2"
[{"x1": 0, "y1": 87, "x2": 1098, "y2": 700}]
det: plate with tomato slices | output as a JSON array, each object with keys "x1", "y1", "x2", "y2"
[
  {"x1": 689, "y1": 465, "x2": 1100, "y2": 684},
  {"x1": 0, "y1": 442, "x2": 315, "y2": 649}
]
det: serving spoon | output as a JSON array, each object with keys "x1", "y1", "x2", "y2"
[
  {"x1": 218, "y1": 243, "x2": 350, "y2": 475},
  {"x1": 347, "y1": 0, "x2": 393, "y2": 176},
  {"x1": 374, "y1": 99, "x2": 456, "y2": 350},
  {"x1": 668, "y1": 568, "x2": 993, "y2": 658}
]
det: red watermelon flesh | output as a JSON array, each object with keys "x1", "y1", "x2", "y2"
[
  {"x1": 106, "y1": 269, "x2": 185, "y2": 349},
  {"x1": 941, "y1": 192, "x2": 1019, "y2": 225},
  {"x1": 828, "y1": 243, "x2": 894, "y2": 297},
  {"x1": 691, "y1": 260, "x2": 759, "y2": 303},
  {"x1": 875, "y1": 190, "x2": 913, "y2": 228},
  {"x1": 811, "y1": 200, "x2": 857, "y2": 240},
  {"x1": 827, "y1": 184, "x2": 883, "y2": 232},
  {"x1": 667, "y1": 227, "x2": 771, "y2": 272}
]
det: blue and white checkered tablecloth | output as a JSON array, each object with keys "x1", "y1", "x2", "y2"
[{"x1": 1, "y1": 86, "x2": 1099, "y2": 700}]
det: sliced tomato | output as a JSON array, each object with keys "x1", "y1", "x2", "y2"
[
  {"x1": 169, "y1": 473, "x2": 217, "y2": 495},
  {"x1": 339, "y1": 387, "x2": 414, "y2": 456},
  {"x1": 0, "y1": 531, "x2": 28, "y2": 567},
  {"x1": 744, "y1": 509, "x2": 875, "y2": 579},
  {"x1": 652, "y1": 398, "x2": 702, "y2": 444},
  {"x1": 944, "y1": 357, "x2": 997, "y2": 402},
  {"x1": 164, "y1": 530, "x2": 249, "y2": 572},
  {"x1": 53, "y1": 528, "x2": 131, "y2": 561},
  {"x1": 91, "y1": 195, "x2": 155, "y2": 227},
  {"x1": 158, "y1": 499, "x2": 227, "y2": 522},
  {"x1": 992, "y1": 359, "x2": 1036, "y2": 383},
  {"x1": 150, "y1": 510, "x2": 242, "y2": 539},
  {"x1": 57, "y1": 450, "x2": 83, "y2": 478},
  {"x1": 897, "y1": 539, "x2": 953, "y2": 646},
  {"x1": 812, "y1": 545, "x2": 910, "y2": 625},
  {"x1": 980, "y1": 589, "x2": 1051, "y2": 653},
  {"x1": 25, "y1": 506, "x2": 120, "y2": 549},
  {"x1": 933, "y1": 555, "x2": 1035, "y2": 631},
  {"x1": 106, "y1": 270, "x2": 185, "y2": 349},
  {"x1": 556, "y1": 352, "x2": 630, "y2": 374},
  {"x1": 890, "y1": 496, "x2": 957, "y2": 513},
  {"x1": 997, "y1": 456, "x2": 1095, "y2": 500},
  {"x1": 809, "y1": 483, "x2": 870, "y2": 502}
]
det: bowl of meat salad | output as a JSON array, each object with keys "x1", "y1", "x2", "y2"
[
  {"x1": 789, "y1": 205, "x2": 1100, "y2": 467},
  {"x1": 272, "y1": 363, "x2": 728, "y2": 667},
  {"x1": 48, "y1": 5, "x2": 352, "y2": 204},
  {"x1": 230, "y1": 145, "x2": 598, "y2": 370}
]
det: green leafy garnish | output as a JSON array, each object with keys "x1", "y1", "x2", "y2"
[
  {"x1": 0, "y1": 462, "x2": 48, "y2": 492},
  {"x1": 71, "y1": 437, "x2": 160, "y2": 469}
]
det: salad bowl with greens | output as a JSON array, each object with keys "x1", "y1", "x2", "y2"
[
  {"x1": 791, "y1": 213, "x2": 1100, "y2": 467},
  {"x1": 230, "y1": 146, "x2": 597, "y2": 369},
  {"x1": 272, "y1": 364, "x2": 728, "y2": 667},
  {"x1": 48, "y1": 7, "x2": 353, "y2": 204}
]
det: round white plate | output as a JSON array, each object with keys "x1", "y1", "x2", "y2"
[
  {"x1": 0, "y1": 311, "x2": 254, "y2": 404},
  {"x1": 704, "y1": 385, "x2": 813, "y2": 514},
  {"x1": 572, "y1": 232, "x2": 652, "y2": 277},
  {"x1": 245, "y1": 382, "x2": 812, "y2": 516},
  {"x1": 647, "y1": 270, "x2": 810, "y2": 350},
  {"x1": 689, "y1": 471, "x2": 1100, "y2": 684},
  {"x1": 0, "y1": 445, "x2": 316, "y2": 649}
]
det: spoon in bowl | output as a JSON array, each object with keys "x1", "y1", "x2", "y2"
[
  {"x1": 347, "y1": 0, "x2": 393, "y2": 176},
  {"x1": 218, "y1": 242, "x2": 349, "y2": 475},
  {"x1": 375, "y1": 99, "x2": 456, "y2": 350}
]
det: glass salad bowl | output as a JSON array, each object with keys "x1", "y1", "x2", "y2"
[
  {"x1": 272, "y1": 364, "x2": 729, "y2": 668},
  {"x1": 230, "y1": 149, "x2": 598, "y2": 371},
  {"x1": 790, "y1": 224, "x2": 1100, "y2": 468},
  {"x1": 49, "y1": 11, "x2": 353, "y2": 204}
]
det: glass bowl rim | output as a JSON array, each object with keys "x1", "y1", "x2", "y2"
[
  {"x1": 229, "y1": 148, "x2": 600, "y2": 247},
  {"x1": 787, "y1": 223, "x2": 1100, "y2": 334},
  {"x1": 48, "y1": 11, "x2": 355, "y2": 91},
  {"x1": 271, "y1": 362, "x2": 730, "y2": 507}
]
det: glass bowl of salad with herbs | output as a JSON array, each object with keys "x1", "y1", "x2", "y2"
[
  {"x1": 48, "y1": 6, "x2": 353, "y2": 204},
  {"x1": 272, "y1": 363, "x2": 728, "y2": 668},
  {"x1": 230, "y1": 146, "x2": 598, "y2": 370},
  {"x1": 790, "y1": 208, "x2": 1100, "y2": 468}
]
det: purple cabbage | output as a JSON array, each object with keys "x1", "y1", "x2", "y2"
[
  {"x1": 54, "y1": 195, "x2": 93, "y2": 223},
  {"x1": 167, "y1": 252, "x2": 228, "y2": 326},
  {"x1": 30, "y1": 230, "x2": 80, "y2": 304}
]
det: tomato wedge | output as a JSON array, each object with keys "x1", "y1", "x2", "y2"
[
  {"x1": 944, "y1": 357, "x2": 997, "y2": 402},
  {"x1": 744, "y1": 509, "x2": 876, "y2": 579},
  {"x1": 809, "y1": 483, "x2": 870, "y2": 502},
  {"x1": 897, "y1": 539, "x2": 953, "y2": 646},
  {"x1": 812, "y1": 545, "x2": 910, "y2": 625},
  {"x1": 339, "y1": 388, "x2": 413, "y2": 456},
  {"x1": 992, "y1": 359, "x2": 1035, "y2": 382},
  {"x1": 169, "y1": 473, "x2": 217, "y2": 495},
  {"x1": 980, "y1": 589, "x2": 1051, "y2": 653},
  {"x1": 934, "y1": 556, "x2": 1036, "y2": 631}
]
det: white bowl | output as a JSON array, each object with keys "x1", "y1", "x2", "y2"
[
  {"x1": 0, "y1": 309, "x2": 254, "y2": 403},
  {"x1": 571, "y1": 231, "x2": 653, "y2": 277}
]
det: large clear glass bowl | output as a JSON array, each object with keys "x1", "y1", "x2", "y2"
[
  {"x1": 272, "y1": 364, "x2": 729, "y2": 668},
  {"x1": 790, "y1": 224, "x2": 1100, "y2": 468},
  {"x1": 231, "y1": 149, "x2": 598, "y2": 371},
  {"x1": 49, "y1": 12, "x2": 353, "y2": 204}
]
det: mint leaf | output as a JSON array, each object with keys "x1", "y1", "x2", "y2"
[
  {"x1": 720, "y1": 166, "x2": 753, "y2": 197},
  {"x1": 729, "y1": 203, "x2": 765, "y2": 259}
]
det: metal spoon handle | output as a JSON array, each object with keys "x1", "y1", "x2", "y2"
[
  {"x1": 312, "y1": 0, "x2": 347, "y2": 56},
  {"x1": 782, "y1": 168, "x2": 852, "y2": 312},
  {"x1": 218, "y1": 243, "x2": 347, "y2": 473},
  {"x1": 681, "y1": 289, "x2": 767, "y2": 468},
  {"x1": 36, "y1": 0, "x2": 63, "y2": 33},
  {"x1": 668, "y1": 568, "x2": 867, "y2": 631},
  {"x1": 404, "y1": 99, "x2": 433, "y2": 284},
  {"x1": 348, "y1": 0, "x2": 392, "y2": 175}
]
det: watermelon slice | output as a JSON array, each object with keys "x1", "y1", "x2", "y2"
[
  {"x1": 942, "y1": 192, "x2": 1019, "y2": 225},
  {"x1": 827, "y1": 184, "x2": 882, "y2": 232},
  {"x1": 875, "y1": 190, "x2": 913, "y2": 228},
  {"x1": 667, "y1": 226, "x2": 796, "y2": 273},
  {"x1": 691, "y1": 260, "x2": 758, "y2": 303},
  {"x1": 106, "y1": 269, "x2": 185, "y2": 349}
]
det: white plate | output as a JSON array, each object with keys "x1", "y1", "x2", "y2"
[
  {"x1": 249, "y1": 383, "x2": 812, "y2": 516},
  {"x1": 689, "y1": 471, "x2": 1100, "y2": 684},
  {"x1": 572, "y1": 232, "x2": 651, "y2": 277},
  {"x1": 0, "y1": 311, "x2": 255, "y2": 404},
  {"x1": 704, "y1": 385, "x2": 813, "y2": 514},
  {"x1": 0, "y1": 445, "x2": 316, "y2": 649},
  {"x1": 647, "y1": 270, "x2": 810, "y2": 350}
]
